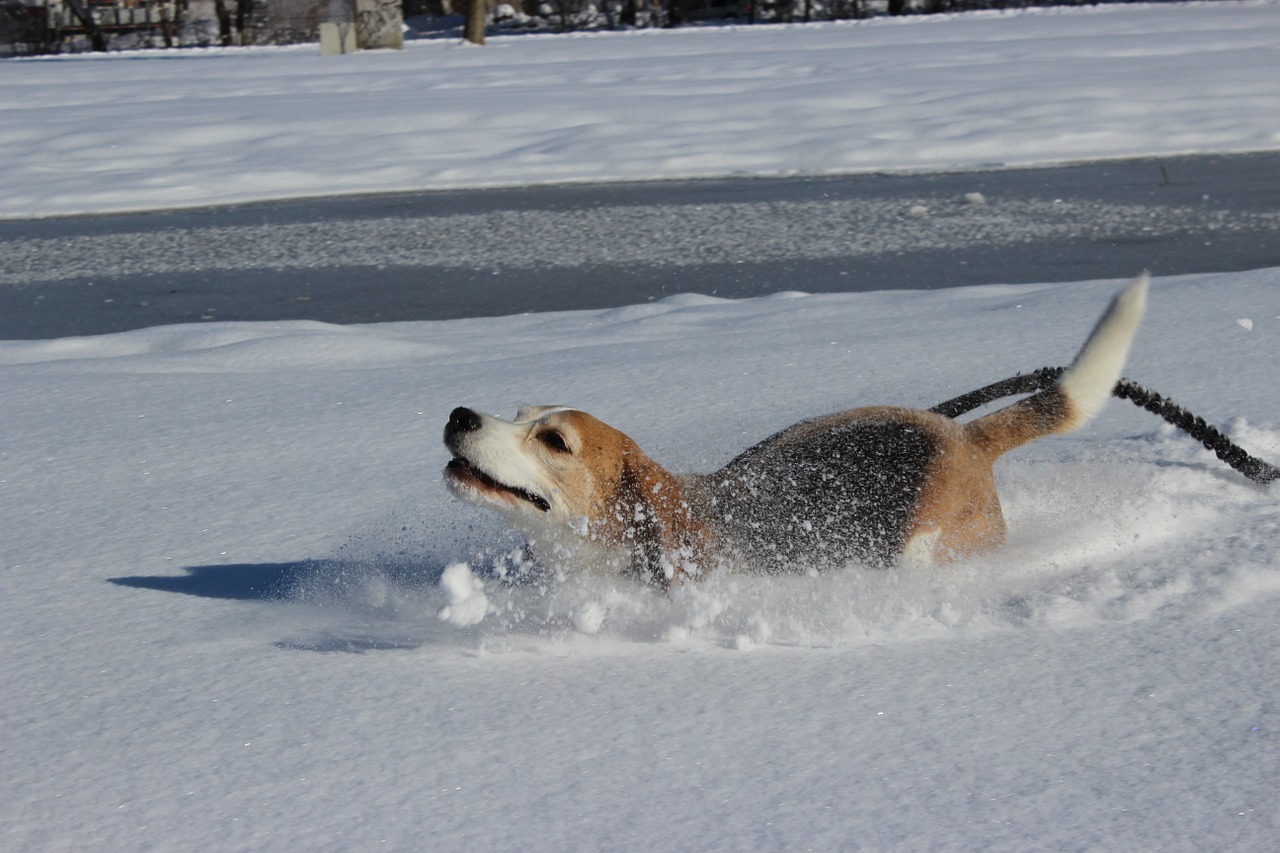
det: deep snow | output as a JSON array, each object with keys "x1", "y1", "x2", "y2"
[
  {"x1": 2, "y1": 3, "x2": 1280, "y2": 851},
  {"x1": 4, "y1": 272, "x2": 1278, "y2": 850}
]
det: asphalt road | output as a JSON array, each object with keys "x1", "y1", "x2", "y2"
[{"x1": 2, "y1": 152, "x2": 1278, "y2": 340}]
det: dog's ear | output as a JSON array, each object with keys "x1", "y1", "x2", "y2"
[{"x1": 616, "y1": 448, "x2": 707, "y2": 587}]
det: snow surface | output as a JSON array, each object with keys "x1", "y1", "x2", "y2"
[
  {"x1": 2, "y1": 1, "x2": 1280, "y2": 218},
  {"x1": 3, "y1": 3, "x2": 1280, "y2": 851},
  {"x1": 4, "y1": 272, "x2": 1279, "y2": 850}
]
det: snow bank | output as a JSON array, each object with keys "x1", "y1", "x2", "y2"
[{"x1": 3, "y1": 2, "x2": 1279, "y2": 218}]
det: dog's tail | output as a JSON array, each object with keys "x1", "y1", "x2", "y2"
[{"x1": 964, "y1": 274, "x2": 1149, "y2": 460}]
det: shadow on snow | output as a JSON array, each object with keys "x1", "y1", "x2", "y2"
[
  {"x1": 109, "y1": 559, "x2": 462, "y2": 654},
  {"x1": 109, "y1": 561, "x2": 316, "y2": 601}
]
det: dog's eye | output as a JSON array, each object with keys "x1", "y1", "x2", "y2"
[{"x1": 538, "y1": 430, "x2": 571, "y2": 454}]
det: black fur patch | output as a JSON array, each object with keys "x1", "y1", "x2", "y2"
[{"x1": 706, "y1": 417, "x2": 937, "y2": 571}]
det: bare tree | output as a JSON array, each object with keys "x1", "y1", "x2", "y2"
[
  {"x1": 64, "y1": 0, "x2": 108, "y2": 50},
  {"x1": 464, "y1": 0, "x2": 484, "y2": 44},
  {"x1": 210, "y1": 0, "x2": 259, "y2": 45},
  {"x1": 235, "y1": 0, "x2": 252, "y2": 34},
  {"x1": 213, "y1": 0, "x2": 234, "y2": 44},
  {"x1": 159, "y1": 2, "x2": 182, "y2": 48}
]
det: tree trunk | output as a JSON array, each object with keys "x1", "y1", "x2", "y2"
[
  {"x1": 235, "y1": 0, "x2": 254, "y2": 44},
  {"x1": 213, "y1": 0, "x2": 234, "y2": 45},
  {"x1": 464, "y1": 0, "x2": 486, "y2": 45},
  {"x1": 64, "y1": 0, "x2": 108, "y2": 50},
  {"x1": 160, "y1": 2, "x2": 183, "y2": 48}
]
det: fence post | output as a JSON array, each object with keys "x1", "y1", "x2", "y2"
[{"x1": 319, "y1": 21, "x2": 357, "y2": 54}]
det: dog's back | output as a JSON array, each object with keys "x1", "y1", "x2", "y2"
[{"x1": 693, "y1": 408, "x2": 950, "y2": 570}]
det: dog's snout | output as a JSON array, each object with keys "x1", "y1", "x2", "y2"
[{"x1": 445, "y1": 406, "x2": 483, "y2": 442}]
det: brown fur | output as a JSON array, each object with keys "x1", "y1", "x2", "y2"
[{"x1": 908, "y1": 389, "x2": 1081, "y2": 559}]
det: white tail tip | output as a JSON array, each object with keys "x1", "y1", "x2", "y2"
[{"x1": 1058, "y1": 273, "x2": 1150, "y2": 425}]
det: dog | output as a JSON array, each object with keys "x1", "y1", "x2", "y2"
[{"x1": 444, "y1": 276, "x2": 1148, "y2": 586}]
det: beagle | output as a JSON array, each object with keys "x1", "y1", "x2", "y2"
[{"x1": 444, "y1": 277, "x2": 1148, "y2": 585}]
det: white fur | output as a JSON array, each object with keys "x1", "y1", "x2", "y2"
[
  {"x1": 900, "y1": 530, "x2": 940, "y2": 568},
  {"x1": 446, "y1": 412, "x2": 552, "y2": 510},
  {"x1": 1057, "y1": 273, "x2": 1149, "y2": 424}
]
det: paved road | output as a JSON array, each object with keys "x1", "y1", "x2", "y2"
[{"x1": 2, "y1": 152, "x2": 1278, "y2": 339}]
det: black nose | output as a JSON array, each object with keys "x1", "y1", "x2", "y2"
[{"x1": 445, "y1": 407, "x2": 482, "y2": 442}]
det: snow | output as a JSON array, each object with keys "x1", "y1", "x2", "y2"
[
  {"x1": 2, "y1": 1, "x2": 1279, "y2": 218},
  {"x1": 5, "y1": 272, "x2": 1279, "y2": 850},
  {"x1": 3, "y1": 4, "x2": 1280, "y2": 851}
]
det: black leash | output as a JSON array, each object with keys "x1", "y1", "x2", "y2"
[{"x1": 930, "y1": 367, "x2": 1279, "y2": 486}]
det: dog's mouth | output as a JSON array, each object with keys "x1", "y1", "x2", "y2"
[{"x1": 446, "y1": 457, "x2": 551, "y2": 513}]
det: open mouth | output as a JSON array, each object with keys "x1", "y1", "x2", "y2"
[{"x1": 446, "y1": 457, "x2": 551, "y2": 512}]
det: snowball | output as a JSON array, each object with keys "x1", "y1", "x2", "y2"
[
  {"x1": 436, "y1": 563, "x2": 489, "y2": 627},
  {"x1": 1236, "y1": 318, "x2": 1253, "y2": 331}
]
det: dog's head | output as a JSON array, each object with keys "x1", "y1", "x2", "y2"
[
  {"x1": 443, "y1": 405, "x2": 706, "y2": 584},
  {"x1": 443, "y1": 405, "x2": 629, "y2": 524}
]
